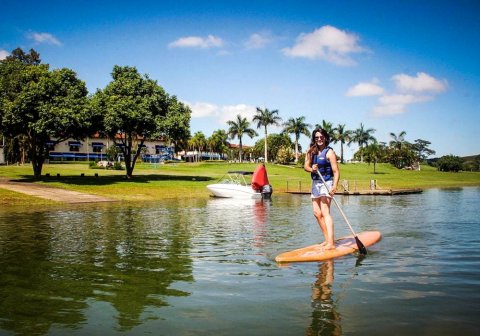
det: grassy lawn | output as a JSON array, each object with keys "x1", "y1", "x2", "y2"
[{"x1": 1, "y1": 161, "x2": 479, "y2": 204}]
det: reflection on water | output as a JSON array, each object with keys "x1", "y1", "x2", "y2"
[
  {"x1": 308, "y1": 260, "x2": 341, "y2": 336},
  {"x1": 0, "y1": 188, "x2": 479, "y2": 335},
  {"x1": 0, "y1": 203, "x2": 194, "y2": 335}
]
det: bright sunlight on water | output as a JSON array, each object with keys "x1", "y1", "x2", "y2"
[{"x1": 0, "y1": 187, "x2": 479, "y2": 335}]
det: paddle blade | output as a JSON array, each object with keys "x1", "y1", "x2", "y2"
[{"x1": 355, "y1": 236, "x2": 368, "y2": 255}]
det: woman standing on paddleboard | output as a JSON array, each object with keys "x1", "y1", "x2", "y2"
[{"x1": 304, "y1": 128, "x2": 340, "y2": 250}]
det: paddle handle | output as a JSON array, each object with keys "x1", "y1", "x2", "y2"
[{"x1": 315, "y1": 171, "x2": 357, "y2": 236}]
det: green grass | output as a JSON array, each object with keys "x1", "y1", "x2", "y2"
[
  {"x1": 1, "y1": 161, "x2": 479, "y2": 205},
  {"x1": 0, "y1": 188, "x2": 57, "y2": 207}
]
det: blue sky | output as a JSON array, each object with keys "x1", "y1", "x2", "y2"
[{"x1": 2, "y1": 0, "x2": 479, "y2": 159}]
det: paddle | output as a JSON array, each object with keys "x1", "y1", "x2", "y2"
[{"x1": 316, "y1": 170, "x2": 368, "y2": 255}]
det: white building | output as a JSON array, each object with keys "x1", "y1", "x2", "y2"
[{"x1": 48, "y1": 135, "x2": 174, "y2": 162}]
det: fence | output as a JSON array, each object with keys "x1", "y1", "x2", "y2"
[{"x1": 285, "y1": 179, "x2": 381, "y2": 193}]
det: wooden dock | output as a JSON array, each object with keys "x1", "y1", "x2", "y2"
[
  {"x1": 286, "y1": 188, "x2": 422, "y2": 196},
  {"x1": 285, "y1": 179, "x2": 422, "y2": 196}
]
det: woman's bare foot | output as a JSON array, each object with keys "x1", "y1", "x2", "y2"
[
  {"x1": 323, "y1": 244, "x2": 335, "y2": 250},
  {"x1": 319, "y1": 241, "x2": 327, "y2": 247}
]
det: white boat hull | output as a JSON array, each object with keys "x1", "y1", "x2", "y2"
[{"x1": 206, "y1": 184, "x2": 262, "y2": 199}]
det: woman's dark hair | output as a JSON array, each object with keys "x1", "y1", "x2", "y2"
[{"x1": 309, "y1": 128, "x2": 330, "y2": 151}]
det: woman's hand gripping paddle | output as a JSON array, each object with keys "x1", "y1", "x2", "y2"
[{"x1": 316, "y1": 170, "x2": 368, "y2": 255}]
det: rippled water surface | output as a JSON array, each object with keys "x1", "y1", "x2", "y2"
[{"x1": 0, "y1": 188, "x2": 479, "y2": 335}]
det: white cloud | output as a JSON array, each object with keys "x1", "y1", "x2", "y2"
[
  {"x1": 372, "y1": 94, "x2": 432, "y2": 116},
  {"x1": 282, "y1": 25, "x2": 366, "y2": 66},
  {"x1": 350, "y1": 72, "x2": 448, "y2": 117},
  {"x1": 186, "y1": 101, "x2": 219, "y2": 118},
  {"x1": 168, "y1": 35, "x2": 224, "y2": 49},
  {"x1": 392, "y1": 72, "x2": 448, "y2": 93},
  {"x1": 245, "y1": 32, "x2": 272, "y2": 49},
  {"x1": 0, "y1": 49, "x2": 9, "y2": 60},
  {"x1": 379, "y1": 94, "x2": 431, "y2": 105},
  {"x1": 28, "y1": 32, "x2": 62, "y2": 46},
  {"x1": 219, "y1": 104, "x2": 256, "y2": 124},
  {"x1": 185, "y1": 101, "x2": 256, "y2": 124},
  {"x1": 346, "y1": 80, "x2": 384, "y2": 97}
]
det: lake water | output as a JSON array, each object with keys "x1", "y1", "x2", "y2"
[{"x1": 0, "y1": 188, "x2": 479, "y2": 335}]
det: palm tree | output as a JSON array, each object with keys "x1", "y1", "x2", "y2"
[
  {"x1": 331, "y1": 124, "x2": 353, "y2": 164},
  {"x1": 389, "y1": 131, "x2": 407, "y2": 150},
  {"x1": 189, "y1": 131, "x2": 207, "y2": 162},
  {"x1": 282, "y1": 116, "x2": 311, "y2": 162},
  {"x1": 351, "y1": 123, "x2": 376, "y2": 162},
  {"x1": 208, "y1": 129, "x2": 229, "y2": 160},
  {"x1": 389, "y1": 131, "x2": 411, "y2": 168},
  {"x1": 363, "y1": 143, "x2": 382, "y2": 173},
  {"x1": 315, "y1": 120, "x2": 334, "y2": 139},
  {"x1": 227, "y1": 114, "x2": 258, "y2": 162},
  {"x1": 252, "y1": 107, "x2": 282, "y2": 163}
]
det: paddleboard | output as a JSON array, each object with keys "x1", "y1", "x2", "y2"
[{"x1": 275, "y1": 231, "x2": 382, "y2": 263}]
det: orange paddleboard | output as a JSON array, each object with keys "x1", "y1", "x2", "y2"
[{"x1": 275, "y1": 231, "x2": 382, "y2": 263}]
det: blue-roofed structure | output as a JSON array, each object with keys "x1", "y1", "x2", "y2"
[{"x1": 47, "y1": 136, "x2": 174, "y2": 162}]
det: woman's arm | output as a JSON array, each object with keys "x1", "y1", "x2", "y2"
[{"x1": 304, "y1": 150, "x2": 315, "y2": 173}]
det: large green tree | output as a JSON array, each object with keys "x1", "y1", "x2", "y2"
[
  {"x1": 412, "y1": 139, "x2": 436, "y2": 162},
  {"x1": 155, "y1": 94, "x2": 191, "y2": 153},
  {"x1": 253, "y1": 107, "x2": 282, "y2": 163},
  {"x1": 282, "y1": 116, "x2": 311, "y2": 162},
  {"x1": 93, "y1": 65, "x2": 190, "y2": 178},
  {"x1": 227, "y1": 114, "x2": 257, "y2": 162},
  {"x1": 0, "y1": 48, "x2": 92, "y2": 178},
  {"x1": 253, "y1": 133, "x2": 293, "y2": 163},
  {"x1": 437, "y1": 155, "x2": 463, "y2": 172}
]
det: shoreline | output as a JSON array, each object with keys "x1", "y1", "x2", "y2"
[
  {"x1": 2, "y1": 178, "x2": 479, "y2": 205},
  {"x1": 1, "y1": 162, "x2": 479, "y2": 204}
]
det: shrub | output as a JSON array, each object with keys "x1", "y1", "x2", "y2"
[{"x1": 436, "y1": 155, "x2": 463, "y2": 172}]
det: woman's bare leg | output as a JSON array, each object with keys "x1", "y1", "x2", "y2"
[
  {"x1": 312, "y1": 198, "x2": 328, "y2": 245},
  {"x1": 320, "y1": 196, "x2": 335, "y2": 250}
]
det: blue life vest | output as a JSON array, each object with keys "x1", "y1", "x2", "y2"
[{"x1": 311, "y1": 146, "x2": 333, "y2": 181}]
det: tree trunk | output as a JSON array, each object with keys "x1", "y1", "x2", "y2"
[
  {"x1": 29, "y1": 141, "x2": 45, "y2": 179},
  {"x1": 239, "y1": 138, "x2": 243, "y2": 163},
  {"x1": 340, "y1": 142, "x2": 344, "y2": 163},
  {"x1": 294, "y1": 140, "x2": 299, "y2": 163},
  {"x1": 123, "y1": 144, "x2": 133, "y2": 179},
  {"x1": 32, "y1": 158, "x2": 43, "y2": 179},
  {"x1": 264, "y1": 127, "x2": 268, "y2": 163}
]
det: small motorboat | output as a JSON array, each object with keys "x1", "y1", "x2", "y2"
[{"x1": 207, "y1": 164, "x2": 273, "y2": 199}]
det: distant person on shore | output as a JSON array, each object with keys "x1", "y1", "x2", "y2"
[{"x1": 304, "y1": 128, "x2": 340, "y2": 250}]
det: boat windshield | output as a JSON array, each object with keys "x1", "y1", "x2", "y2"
[{"x1": 218, "y1": 172, "x2": 253, "y2": 186}]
